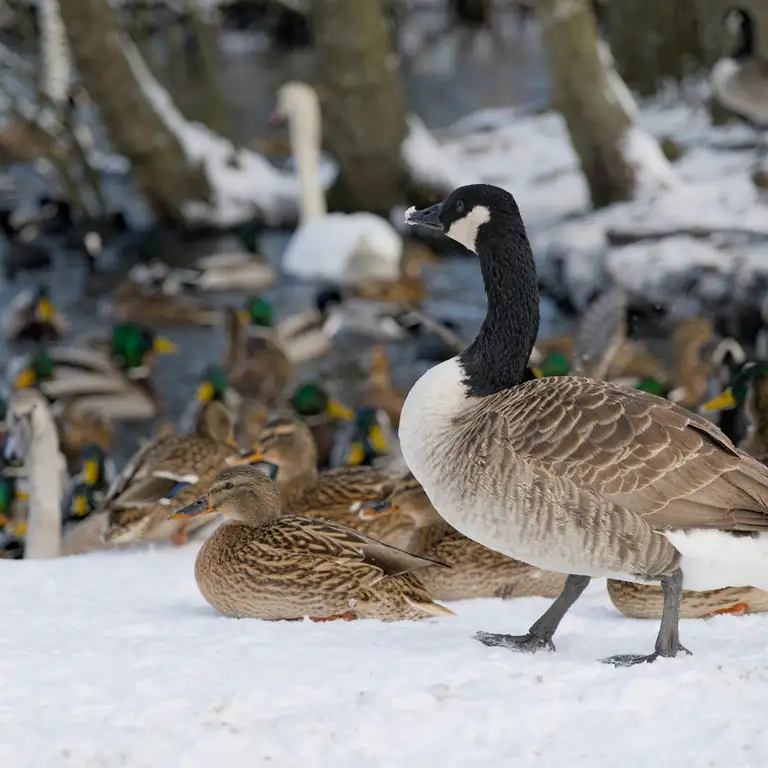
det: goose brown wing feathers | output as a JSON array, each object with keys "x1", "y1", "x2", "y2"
[{"x1": 466, "y1": 376, "x2": 768, "y2": 532}]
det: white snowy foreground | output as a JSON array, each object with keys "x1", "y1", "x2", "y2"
[{"x1": 2, "y1": 545, "x2": 768, "y2": 767}]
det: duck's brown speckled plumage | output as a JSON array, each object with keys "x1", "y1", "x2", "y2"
[
  {"x1": 371, "y1": 476, "x2": 566, "y2": 601},
  {"x1": 256, "y1": 418, "x2": 414, "y2": 549},
  {"x1": 101, "y1": 402, "x2": 240, "y2": 544},
  {"x1": 185, "y1": 465, "x2": 453, "y2": 621}
]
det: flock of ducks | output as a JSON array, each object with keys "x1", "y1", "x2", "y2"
[{"x1": 6, "y1": 156, "x2": 768, "y2": 661}]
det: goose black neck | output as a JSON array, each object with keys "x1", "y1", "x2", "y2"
[{"x1": 459, "y1": 221, "x2": 539, "y2": 396}]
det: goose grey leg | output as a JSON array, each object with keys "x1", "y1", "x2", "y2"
[
  {"x1": 603, "y1": 568, "x2": 692, "y2": 667},
  {"x1": 476, "y1": 574, "x2": 591, "y2": 652}
]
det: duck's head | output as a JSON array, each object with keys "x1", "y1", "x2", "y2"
[
  {"x1": 32, "y1": 286, "x2": 56, "y2": 324},
  {"x1": 242, "y1": 417, "x2": 317, "y2": 479},
  {"x1": 315, "y1": 286, "x2": 343, "y2": 316},
  {"x1": 196, "y1": 365, "x2": 229, "y2": 404},
  {"x1": 0, "y1": 475, "x2": 17, "y2": 529},
  {"x1": 238, "y1": 296, "x2": 274, "y2": 329},
  {"x1": 634, "y1": 377, "x2": 669, "y2": 397},
  {"x1": 5, "y1": 388, "x2": 57, "y2": 460},
  {"x1": 291, "y1": 382, "x2": 353, "y2": 421},
  {"x1": 80, "y1": 443, "x2": 107, "y2": 487},
  {"x1": 195, "y1": 400, "x2": 237, "y2": 447},
  {"x1": 170, "y1": 464, "x2": 282, "y2": 527},
  {"x1": 110, "y1": 323, "x2": 176, "y2": 372},
  {"x1": 14, "y1": 347, "x2": 55, "y2": 389},
  {"x1": 532, "y1": 351, "x2": 569, "y2": 379},
  {"x1": 68, "y1": 482, "x2": 96, "y2": 522},
  {"x1": 703, "y1": 360, "x2": 768, "y2": 413},
  {"x1": 405, "y1": 184, "x2": 521, "y2": 255},
  {"x1": 345, "y1": 407, "x2": 390, "y2": 466},
  {"x1": 359, "y1": 474, "x2": 438, "y2": 527}
]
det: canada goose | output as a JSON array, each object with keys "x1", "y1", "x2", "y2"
[
  {"x1": 401, "y1": 184, "x2": 768, "y2": 666},
  {"x1": 271, "y1": 82, "x2": 403, "y2": 286}
]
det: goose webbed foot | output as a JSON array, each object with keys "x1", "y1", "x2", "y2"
[
  {"x1": 475, "y1": 632, "x2": 555, "y2": 652},
  {"x1": 602, "y1": 568, "x2": 690, "y2": 667},
  {"x1": 475, "y1": 573, "x2": 591, "y2": 653}
]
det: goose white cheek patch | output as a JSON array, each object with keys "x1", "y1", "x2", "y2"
[{"x1": 446, "y1": 205, "x2": 490, "y2": 253}]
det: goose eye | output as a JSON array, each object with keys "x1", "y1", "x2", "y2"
[{"x1": 455, "y1": 198, "x2": 466, "y2": 215}]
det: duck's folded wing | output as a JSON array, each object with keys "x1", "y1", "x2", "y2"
[
  {"x1": 261, "y1": 516, "x2": 446, "y2": 576},
  {"x1": 470, "y1": 376, "x2": 768, "y2": 531}
]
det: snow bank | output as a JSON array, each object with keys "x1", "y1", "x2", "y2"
[{"x1": 3, "y1": 545, "x2": 768, "y2": 767}]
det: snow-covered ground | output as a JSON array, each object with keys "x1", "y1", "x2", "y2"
[{"x1": 3, "y1": 542, "x2": 768, "y2": 767}]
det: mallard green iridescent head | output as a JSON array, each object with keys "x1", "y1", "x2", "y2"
[
  {"x1": 0, "y1": 476, "x2": 14, "y2": 528},
  {"x1": 346, "y1": 407, "x2": 389, "y2": 466},
  {"x1": 703, "y1": 360, "x2": 768, "y2": 412},
  {"x1": 634, "y1": 377, "x2": 668, "y2": 397},
  {"x1": 197, "y1": 365, "x2": 229, "y2": 403},
  {"x1": 14, "y1": 348, "x2": 55, "y2": 389},
  {"x1": 240, "y1": 296, "x2": 274, "y2": 329},
  {"x1": 236, "y1": 221, "x2": 261, "y2": 254},
  {"x1": 291, "y1": 383, "x2": 354, "y2": 420},
  {"x1": 533, "y1": 352, "x2": 569, "y2": 378},
  {"x1": 110, "y1": 324, "x2": 177, "y2": 370}
]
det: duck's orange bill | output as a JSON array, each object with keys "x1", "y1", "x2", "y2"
[
  {"x1": 225, "y1": 450, "x2": 264, "y2": 467},
  {"x1": 169, "y1": 496, "x2": 214, "y2": 520}
]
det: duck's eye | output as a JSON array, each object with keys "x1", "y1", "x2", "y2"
[
  {"x1": 455, "y1": 198, "x2": 465, "y2": 215},
  {"x1": 224, "y1": 482, "x2": 235, "y2": 492}
]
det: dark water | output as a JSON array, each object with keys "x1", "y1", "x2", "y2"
[{"x1": 0, "y1": 12, "x2": 557, "y2": 466}]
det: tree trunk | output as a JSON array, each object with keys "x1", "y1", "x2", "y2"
[
  {"x1": 59, "y1": 0, "x2": 210, "y2": 219},
  {"x1": 604, "y1": 0, "x2": 706, "y2": 95},
  {"x1": 537, "y1": 0, "x2": 642, "y2": 208},
  {"x1": 310, "y1": 0, "x2": 408, "y2": 215}
]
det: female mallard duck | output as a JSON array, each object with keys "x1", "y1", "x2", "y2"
[
  {"x1": 11, "y1": 323, "x2": 177, "y2": 420},
  {"x1": 362, "y1": 475, "x2": 567, "y2": 601},
  {"x1": 223, "y1": 306, "x2": 291, "y2": 407},
  {"x1": 247, "y1": 417, "x2": 414, "y2": 549},
  {"x1": 170, "y1": 464, "x2": 453, "y2": 621},
  {"x1": 108, "y1": 279, "x2": 221, "y2": 327},
  {"x1": 290, "y1": 382, "x2": 354, "y2": 469},
  {"x1": 665, "y1": 316, "x2": 716, "y2": 408},
  {"x1": 606, "y1": 578, "x2": 768, "y2": 619},
  {"x1": 2, "y1": 285, "x2": 68, "y2": 342},
  {"x1": 54, "y1": 403, "x2": 114, "y2": 474},
  {"x1": 401, "y1": 184, "x2": 768, "y2": 666},
  {"x1": 101, "y1": 401, "x2": 242, "y2": 547}
]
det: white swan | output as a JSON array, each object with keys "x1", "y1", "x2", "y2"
[
  {"x1": 4, "y1": 389, "x2": 68, "y2": 558},
  {"x1": 273, "y1": 82, "x2": 403, "y2": 286}
]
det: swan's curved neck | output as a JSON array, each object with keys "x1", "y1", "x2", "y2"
[
  {"x1": 287, "y1": 90, "x2": 327, "y2": 225},
  {"x1": 24, "y1": 425, "x2": 64, "y2": 558}
]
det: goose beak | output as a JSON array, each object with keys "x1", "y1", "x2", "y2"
[
  {"x1": 14, "y1": 368, "x2": 35, "y2": 389},
  {"x1": 358, "y1": 498, "x2": 395, "y2": 520},
  {"x1": 327, "y1": 399, "x2": 354, "y2": 420},
  {"x1": 702, "y1": 388, "x2": 737, "y2": 412},
  {"x1": 197, "y1": 381, "x2": 215, "y2": 403},
  {"x1": 153, "y1": 337, "x2": 177, "y2": 354},
  {"x1": 404, "y1": 203, "x2": 443, "y2": 231},
  {"x1": 169, "y1": 495, "x2": 214, "y2": 520}
]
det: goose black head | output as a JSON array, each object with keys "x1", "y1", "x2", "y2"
[{"x1": 404, "y1": 184, "x2": 523, "y2": 255}]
